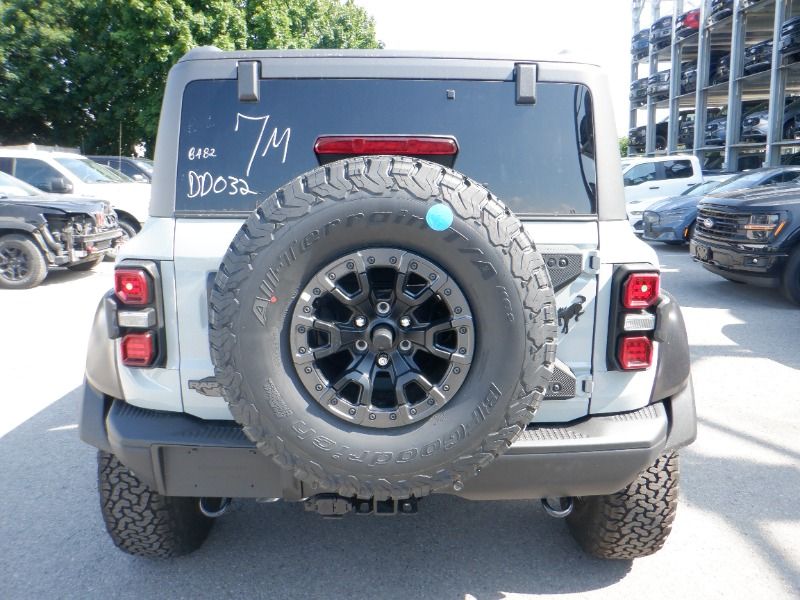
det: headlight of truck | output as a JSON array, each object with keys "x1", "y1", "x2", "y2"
[
  {"x1": 644, "y1": 212, "x2": 659, "y2": 223},
  {"x1": 744, "y1": 213, "x2": 782, "y2": 240}
]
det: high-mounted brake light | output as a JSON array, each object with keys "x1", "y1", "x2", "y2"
[
  {"x1": 622, "y1": 272, "x2": 660, "y2": 309},
  {"x1": 121, "y1": 332, "x2": 155, "y2": 367},
  {"x1": 618, "y1": 335, "x2": 653, "y2": 370},
  {"x1": 115, "y1": 269, "x2": 151, "y2": 305},
  {"x1": 314, "y1": 136, "x2": 459, "y2": 157}
]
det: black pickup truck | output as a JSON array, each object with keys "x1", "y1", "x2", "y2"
[{"x1": 690, "y1": 184, "x2": 800, "y2": 303}]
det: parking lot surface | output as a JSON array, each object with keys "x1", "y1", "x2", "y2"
[{"x1": 1, "y1": 247, "x2": 798, "y2": 599}]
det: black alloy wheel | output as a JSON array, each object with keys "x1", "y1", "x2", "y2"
[{"x1": 289, "y1": 248, "x2": 474, "y2": 429}]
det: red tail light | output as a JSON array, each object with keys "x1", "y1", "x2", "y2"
[
  {"x1": 622, "y1": 272, "x2": 660, "y2": 309},
  {"x1": 121, "y1": 332, "x2": 155, "y2": 367},
  {"x1": 314, "y1": 136, "x2": 459, "y2": 157},
  {"x1": 618, "y1": 336, "x2": 653, "y2": 370},
  {"x1": 115, "y1": 269, "x2": 151, "y2": 305}
]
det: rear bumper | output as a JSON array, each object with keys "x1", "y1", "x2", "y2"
[{"x1": 79, "y1": 378, "x2": 696, "y2": 501}]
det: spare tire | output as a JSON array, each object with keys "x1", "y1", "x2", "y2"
[{"x1": 209, "y1": 156, "x2": 557, "y2": 500}]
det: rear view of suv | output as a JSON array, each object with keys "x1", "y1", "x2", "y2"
[{"x1": 79, "y1": 49, "x2": 695, "y2": 561}]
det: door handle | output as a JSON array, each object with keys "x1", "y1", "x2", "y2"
[{"x1": 648, "y1": 186, "x2": 660, "y2": 190}]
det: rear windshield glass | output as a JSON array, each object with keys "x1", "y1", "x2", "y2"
[{"x1": 176, "y1": 79, "x2": 596, "y2": 216}]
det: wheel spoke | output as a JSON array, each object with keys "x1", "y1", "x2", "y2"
[{"x1": 290, "y1": 248, "x2": 474, "y2": 428}]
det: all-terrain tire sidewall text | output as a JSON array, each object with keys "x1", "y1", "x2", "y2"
[{"x1": 209, "y1": 157, "x2": 558, "y2": 500}]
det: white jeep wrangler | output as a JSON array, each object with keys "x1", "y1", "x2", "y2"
[{"x1": 80, "y1": 49, "x2": 696, "y2": 560}]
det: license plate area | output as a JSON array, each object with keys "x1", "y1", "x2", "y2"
[{"x1": 693, "y1": 242, "x2": 711, "y2": 261}]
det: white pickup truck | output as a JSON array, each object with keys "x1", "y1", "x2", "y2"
[{"x1": 623, "y1": 155, "x2": 704, "y2": 233}]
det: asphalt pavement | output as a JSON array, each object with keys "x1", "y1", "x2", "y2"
[{"x1": 0, "y1": 247, "x2": 798, "y2": 599}]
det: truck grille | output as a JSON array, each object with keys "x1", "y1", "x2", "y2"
[{"x1": 696, "y1": 205, "x2": 750, "y2": 241}]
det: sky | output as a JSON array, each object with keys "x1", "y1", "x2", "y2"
[{"x1": 356, "y1": 0, "x2": 697, "y2": 137}]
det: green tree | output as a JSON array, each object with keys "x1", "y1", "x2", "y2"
[
  {"x1": 0, "y1": 0, "x2": 380, "y2": 153},
  {"x1": 619, "y1": 136, "x2": 629, "y2": 157}
]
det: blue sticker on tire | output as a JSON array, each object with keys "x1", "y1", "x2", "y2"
[{"x1": 426, "y1": 204, "x2": 454, "y2": 232}]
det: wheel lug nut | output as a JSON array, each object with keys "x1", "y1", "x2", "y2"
[
  {"x1": 355, "y1": 340, "x2": 368, "y2": 352},
  {"x1": 399, "y1": 316, "x2": 411, "y2": 328},
  {"x1": 376, "y1": 301, "x2": 391, "y2": 315},
  {"x1": 377, "y1": 353, "x2": 390, "y2": 367},
  {"x1": 354, "y1": 316, "x2": 367, "y2": 328}
]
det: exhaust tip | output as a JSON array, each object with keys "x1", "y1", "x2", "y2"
[{"x1": 541, "y1": 497, "x2": 574, "y2": 518}]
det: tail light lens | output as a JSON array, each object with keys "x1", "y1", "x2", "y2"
[
  {"x1": 618, "y1": 336, "x2": 653, "y2": 370},
  {"x1": 115, "y1": 268, "x2": 151, "y2": 305},
  {"x1": 314, "y1": 135, "x2": 459, "y2": 157},
  {"x1": 622, "y1": 272, "x2": 660, "y2": 309},
  {"x1": 121, "y1": 332, "x2": 155, "y2": 367}
]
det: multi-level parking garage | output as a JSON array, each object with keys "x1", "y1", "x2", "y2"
[{"x1": 630, "y1": 0, "x2": 800, "y2": 171}]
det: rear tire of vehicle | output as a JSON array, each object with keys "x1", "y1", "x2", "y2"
[
  {"x1": 105, "y1": 219, "x2": 137, "y2": 262},
  {"x1": 566, "y1": 452, "x2": 679, "y2": 559},
  {"x1": 97, "y1": 451, "x2": 215, "y2": 558},
  {"x1": 655, "y1": 136, "x2": 667, "y2": 151},
  {"x1": 68, "y1": 256, "x2": 103, "y2": 271},
  {"x1": 0, "y1": 233, "x2": 48, "y2": 289},
  {"x1": 781, "y1": 245, "x2": 800, "y2": 304}
]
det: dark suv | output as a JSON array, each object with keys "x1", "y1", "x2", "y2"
[
  {"x1": 691, "y1": 181, "x2": 800, "y2": 303},
  {"x1": 79, "y1": 49, "x2": 695, "y2": 561}
]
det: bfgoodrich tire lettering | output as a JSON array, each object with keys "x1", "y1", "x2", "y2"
[{"x1": 209, "y1": 157, "x2": 558, "y2": 500}]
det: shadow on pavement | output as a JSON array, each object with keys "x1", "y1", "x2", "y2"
[
  {"x1": 683, "y1": 422, "x2": 800, "y2": 590},
  {"x1": 0, "y1": 388, "x2": 631, "y2": 600}
]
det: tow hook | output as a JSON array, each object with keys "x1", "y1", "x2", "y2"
[
  {"x1": 541, "y1": 497, "x2": 574, "y2": 518},
  {"x1": 198, "y1": 497, "x2": 232, "y2": 518}
]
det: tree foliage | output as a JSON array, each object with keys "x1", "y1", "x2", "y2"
[{"x1": 0, "y1": 0, "x2": 380, "y2": 153}]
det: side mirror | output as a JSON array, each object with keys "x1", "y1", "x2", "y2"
[
  {"x1": 131, "y1": 173, "x2": 147, "y2": 182},
  {"x1": 49, "y1": 177, "x2": 74, "y2": 194}
]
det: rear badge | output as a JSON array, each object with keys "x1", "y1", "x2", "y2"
[{"x1": 426, "y1": 203, "x2": 454, "y2": 231}]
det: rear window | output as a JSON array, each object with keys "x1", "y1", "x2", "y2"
[{"x1": 176, "y1": 79, "x2": 596, "y2": 216}]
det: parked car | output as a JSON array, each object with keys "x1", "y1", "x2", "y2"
[
  {"x1": 642, "y1": 168, "x2": 800, "y2": 244},
  {"x1": 708, "y1": 0, "x2": 734, "y2": 26},
  {"x1": 0, "y1": 148, "x2": 149, "y2": 240},
  {"x1": 0, "y1": 171, "x2": 122, "y2": 288},
  {"x1": 89, "y1": 156, "x2": 154, "y2": 183},
  {"x1": 691, "y1": 183, "x2": 800, "y2": 304},
  {"x1": 630, "y1": 77, "x2": 648, "y2": 107},
  {"x1": 780, "y1": 15, "x2": 800, "y2": 58},
  {"x1": 743, "y1": 39, "x2": 773, "y2": 75},
  {"x1": 624, "y1": 155, "x2": 704, "y2": 232},
  {"x1": 712, "y1": 53, "x2": 731, "y2": 84},
  {"x1": 631, "y1": 28, "x2": 650, "y2": 60},
  {"x1": 704, "y1": 100, "x2": 770, "y2": 145},
  {"x1": 642, "y1": 179, "x2": 727, "y2": 245},
  {"x1": 650, "y1": 15, "x2": 673, "y2": 50},
  {"x1": 79, "y1": 49, "x2": 695, "y2": 560},
  {"x1": 676, "y1": 8, "x2": 701, "y2": 39},
  {"x1": 647, "y1": 68, "x2": 671, "y2": 102},
  {"x1": 678, "y1": 108, "x2": 723, "y2": 148},
  {"x1": 681, "y1": 52, "x2": 727, "y2": 94},
  {"x1": 630, "y1": 110, "x2": 697, "y2": 152},
  {"x1": 741, "y1": 98, "x2": 800, "y2": 142}
]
